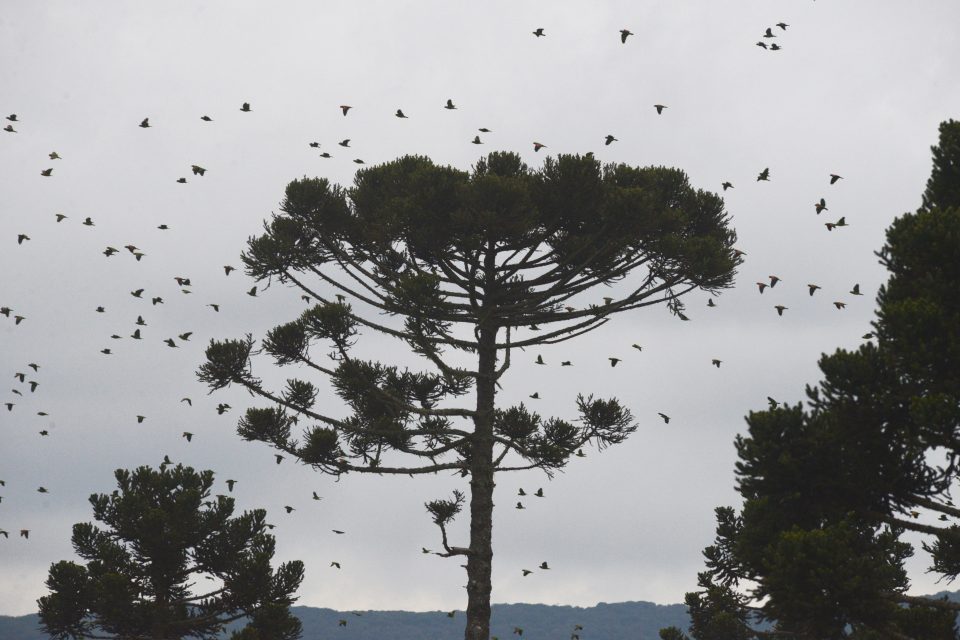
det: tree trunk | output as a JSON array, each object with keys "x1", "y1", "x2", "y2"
[{"x1": 464, "y1": 317, "x2": 498, "y2": 640}]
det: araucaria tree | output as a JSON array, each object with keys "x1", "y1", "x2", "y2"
[
  {"x1": 662, "y1": 121, "x2": 960, "y2": 639},
  {"x1": 38, "y1": 464, "x2": 305, "y2": 640},
  {"x1": 199, "y1": 152, "x2": 739, "y2": 640}
]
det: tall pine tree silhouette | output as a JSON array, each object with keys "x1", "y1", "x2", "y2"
[{"x1": 199, "y1": 152, "x2": 739, "y2": 640}]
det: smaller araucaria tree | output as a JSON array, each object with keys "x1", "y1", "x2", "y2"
[{"x1": 38, "y1": 463, "x2": 305, "y2": 640}]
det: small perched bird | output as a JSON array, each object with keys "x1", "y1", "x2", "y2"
[
  {"x1": 721, "y1": 181, "x2": 733, "y2": 191},
  {"x1": 240, "y1": 102, "x2": 251, "y2": 112},
  {"x1": 807, "y1": 284, "x2": 821, "y2": 296},
  {"x1": 445, "y1": 99, "x2": 457, "y2": 110},
  {"x1": 395, "y1": 109, "x2": 408, "y2": 118},
  {"x1": 139, "y1": 118, "x2": 150, "y2": 128},
  {"x1": 654, "y1": 104, "x2": 667, "y2": 115},
  {"x1": 604, "y1": 134, "x2": 617, "y2": 145},
  {"x1": 829, "y1": 174, "x2": 843, "y2": 184},
  {"x1": 620, "y1": 29, "x2": 633, "y2": 43},
  {"x1": 533, "y1": 27, "x2": 545, "y2": 37},
  {"x1": 815, "y1": 198, "x2": 828, "y2": 214},
  {"x1": 850, "y1": 283, "x2": 863, "y2": 295},
  {"x1": 658, "y1": 413, "x2": 670, "y2": 424},
  {"x1": 775, "y1": 305, "x2": 788, "y2": 316},
  {"x1": 533, "y1": 142, "x2": 547, "y2": 152},
  {"x1": 757, "y1": 167, "x2": 770, "y2": 181}
]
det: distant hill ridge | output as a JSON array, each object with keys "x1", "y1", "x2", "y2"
[
  {"x1": 3, "y1": 593, "x2": 958, "y2": 639},
  {"x1": 0, "y1": 600, "x2": 688, "y2": 640}
]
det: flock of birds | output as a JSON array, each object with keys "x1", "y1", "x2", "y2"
[{"x1": 1, "y1": 15, "x2": 875, "y2": 626}]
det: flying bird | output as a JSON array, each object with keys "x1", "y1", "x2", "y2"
[
  {"x1": 200, "y1": 115, "x2": 213, "y2": 121},
  {"x1": 339, "y1": 139, "x2": 351, "y2": 147},
  {"x1": 332, "y1": 529, "x2": 345, "y2": 534},
  {"x1": 518, "y1": 488, "x2": 527, "y2": 496},
  {"x1": 182, "y1": 432, "x2": 193, "y2": 442},
  {"x1": 815, "y1": 198, "x2": 827, "y2": 214},
  {"x1": 775, "y1": 305, "x2": 788, "y2": 316},
  {"x1": 3, "y1": 124, "x2": 15, "y2": 133},
  {"x1": 516, "y1": 502, "x2": 525, "y2": 510},
  {"x1": 807, "y1": 284, "x2": 821, "y2": 296},
  {"x1": 522, "y1": 569, "x2": 533, "y2": 576},
  {"x1": 191, "y1": 165, "x2": 206, "y2": 176},
  {"x1": 319, "y1": 152, "x2": 332, "y2": 158},
  {"x1": 712, "y1": 359, "x2": 722, "y2": 368},
  {"x1": 654, "y1": 104, "x2": 667, "y2": 114},
  {"x1": 247, "y1": 286, "x2": 257, "y2": 297},
  {"x1": 240, "y1": 102, "x2": 251, "y2": 112},
  {"x1": 164, "y1": 338, "x2": 177, "y2": 348},
  {"x1": 535, "y1": 488, "x2": 544, "y2": 497},
  {"x1": 608, "y1": 357, "x2": 621, "y2": 367},
  {"x1": 763, "y1": 27, "x2": 776, "y2": 38},
  {"x1": 539, "y1": 562, "x2": 550, "y2": 570},
  {"x1": 707, "y1": 299, "x2": 716, "y2": 308},
  {"x1": 444, "y1": 99, "x2": 456, "y2": 110},
  {"x1": 55, "y1": 213, "x2": 67, "y2": 222},
  {"x1": 180, "y1": 397, "x2": 192, "y2": 405},
  {"x1": 620, "y1": 29, "x2": 633, "y2": 43},
  {"x1": 17, "y1": 234, "x2": 29, "y2": 245},
  {"x1": 721, "y1": 182, "x2": 733, "y2": 190},
  {"x1": 833, "y1": 301, "x2": 847, "y2": 309},
  {"x1": 533, "y1": 142, "x2": 546, "y2": 152},
  {"x1": 850, "y1": 283, "x2": 863, "y2": 295},
  {"x1": 216, "y1": 403, "x2": 231, "y2": 414},
  {"x1": 757, "y1": 168, "x2": 770, "y2": 181},
  {"x1": 49, "y1": 151, "x2": 61, "y2": 160},
  {"x1": 829, "y1": 174, "x2": 843, "y2": 184},
  {"x1": 139, "y1": 118, "x2": 150, "y2": 128},
  {"x1": 176, "y1": 178, "x2": 187, "y2": 183},
  {"x1": 533, "y1": 28, "x2": 545, "y2": 37},
  {"x1": 604, "y1": 135, "x2": 617, "y2": 145},
  {"x1": 529, "y1": 392, "x2": 540, "y2": 399},
  {"x1": 395, "y1": 109, "x2": 408, "y2": 118},
  {"x1": 6, "y1": 114, "x2": 17, "y2": 121},
  {"x1": 756, "y1": 282, "x2": 768, "y2": 293},
  {"x1": 769, "y1": 275, "x2": 781, "y2": 288},
  {"x1": 275, "y1": 454, "x2": 284, "y2": 464},
  {"x1": 535, "y1": 355, "x2": 545, "y2": 365},
  {"x1": 82, "y1": 217, "x2": 94, "y2": 226},
  {"x1": 825, "y1": 217, "x2": 847, "y2": 231},
  {"x1": 226, "y1": 479, "x2": 237, "y2": 491},
  {"x1": 657, "y1": 413, "x2": 670, "y2": 424},
  {"x1": 340, "y1": 105, "x2": 352, "y2": 116},
  {"x1": 472, "y1": 136, "x2": 483, "y2": 144},
  {"x1": 41, "y1": 168, "x2": 53, "y2": 176},
  {"x1": 776, "y1": 22, "x2": 789, "y2": 30}
]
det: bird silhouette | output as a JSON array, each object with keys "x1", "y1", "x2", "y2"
[
  {"x1": 319, "y1": 152, "x2": 332, "y2": 158},
  {"x1": 769, "y1": 275, "x2": 781, "y2": 288},
  {"x1": 20, "y1": 530, "x2": 29, "y2": 539},
  {"x1": 776, "y1": 22, "x2": 789, "y2": 30},
  {"x1": 395, "y1": 109, "x2": 408, "y2": 118},
  {"x1": 608, "y1": 357, "x2": 621, "y2": 367},
  {"x1": 561, "y1": 361, "x2": 572, "y2": 366},
  {"x1": 632, "y1": 344, "x2": 642, "y2": 351},
  {"x1": 201, "y1": 115, "x2": 213, "y2": 122},
  {"x1": 516, "y1": 501, "x2": 525, "y2": 509},
  {"x1": 850, "y1": 284, "x2": 863, "y2": 295},
  {"x1": 3, "y1": 124, "x2": 15, "y2": 133},
  {"x1": 339, "y1": 139, "x2": 351, "y2": 147},
  {"x1": 100, "y1": 348, "x2": 112, "y2": 355},
  {"x1": 712, "y1": 359, "x2": 722, "y2": 368},
  {"x1": 763, "y1": 27, "x2": 776, "y2": 38},
  {"x1": 6, "y1": 114, "x2": 17, "y2": 121},
  {"x1": 308, "y1": 142, "x2": 320, "y2": 148},
  {"x1": 28, "y1": 381, "x2": 38, "y2": 392},
  {"x1": 658, "y1": 413, "x2": 670, "y2": 424},
  {"x1": 139, "y1": 118, "x2": 150, "y2": 128},
  {"x1": 620, "y1": 29, "x2": 633, "y2": 43},
  {"x1": 208, "y1": 304, "x2": 220, "y2": 312},
  {"x1": 833, "y1": 301, "x2": 847, "y2": 309},
  {"x1": 757, "y1": 168, "x2": 770, "y2": 181},
  {"x1": 829, "y1": 174, "x2": 843, "y2": 184},
  {"x1": 807, "y1": 284, "x2": 821, "y2": 296},
  {"x1": 181, "y1": 397, "x2": 192, "y2": 406},
  {"x1": 535, "y1": 488, "x2": 544, "y2": 497},
  {"x1": 533, "y1": 142, "x2": 547, "y2": 152},
  {"x1": 529, "y1": 392, "x2": 540, "y2": 399},
  {"x1": 176, "y1": 178, "x2": 187, "y2": 183},
  {"x1": 226, "y1": 479, "x2": 237, "y2": 491},
  {"x1": 533, "y1": 28, "x2": 545, "y2": 37},
  {"x1": 17, "y1": 234, "x2": 29, "y2": 245},
  {"x1": 472, "y1": 136, "x2": 483, "y2": 145},
  {"x1": 49, "y1": 151, "x2": 61, "y2": 160},
  {"x1": 136, "y1": 315, "x2": 147, "y2": 326},
  {"x1": 825, "y1": 217, "x2": 847, "y2": 231},
  {"x1": 157, "y1": 224, "x2": 170, "y2": 230},
  {"x1": 815, "y1": 198, "x2": 828, "y2": 214},
  {"x1": 182, "y1": 432, "x2": 193, "y2": 441},
  {"x1": 539, "y1": 561, "x2": 550, "y2": 570},
  {"x1": 535, "y1": 355, "x2": 545, "y2": 365},
  {"x1": 654, "y1": 104, "x2": 667, "y2": 114},
  {"x1": 37, "y1": 487, "x2": 48, "y2": 493},
  {"x1": 55, "y1": 213, "x2": 67, "y2": 222},
  {"x1": 82, "y1": 217, "x2": 94, "y2": 226},
  {"x1": 131, "y1": 289, "x2": 144, "y2": 298},
  {"x1": 240, "y1": 102, "x2": 251, "y2": 112},
  {"x1": 136, "y1": 415, "x2": 145, "y2": 424},
  {"x1": 756, "y1": 282, "x2": 768, "y2": 293},
  {"x1": 707, "y1": 298, "x2": 716, "y2": 308},
  {"x1": 340, "y1": 105, "x2": 352, "y2": 116},
  {"x1": 775, "y1": 305, "x2": 788, "y2": 316},
  {"x1": 14, "y1": 373, "x2": 25, "y2": 382},
  {"x1": 444, "y1": 99, "x2": 457, "y2": 110},
  {"x1": 522, "y1": 569, "x2": 533, "y2": 576},
  {"x1": 275, "y1": 454, "x2": 283, "y2": 465},
  {"x1": 312, "y1": 491, "x2": 323, "y2": 501},
  {"x1": 518, "y1": 488, "x2": 527, "y2": 496},
  {"x1": 769, "y1": 43, "x2": 782, "y2": 51},
  {"x1": 332, "y1": 529, "x2": 345, "y2": 534},
  {"x1": 191, "y1": 165, "x2": 206, "y2": 176},
  {"x1": 41, "y1": 168, "x2": 53, "y2": 176},
  {"x1": 353, "y1": 159, "x2": 365, "y2": 164},
  {"x1": 604, "y1": 135, "x2": 617, "y2": 145},
  {"x1": 152, "y1": 297, "x2": 163, "y2": 305},
  {"x1": 247, "y1": 286, "x2": 257, "y2": 297},
  {"x1": 721, "y1": 181, "x2": 733, "y2": 190},
  {"x1": 216, "y1": 403, "x2": 231, "y2": 414}
]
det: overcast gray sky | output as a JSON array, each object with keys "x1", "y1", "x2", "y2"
[{"x1": 2, "y1": 0, "x2": 960, "y2": 618}]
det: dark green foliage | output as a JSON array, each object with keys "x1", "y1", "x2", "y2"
[
  {"x1": 669, "y1": 121, "x2": 960, "y2": 639},
  {"x1": 201, "y1": 151, "x2": 739, "y2": 640},
  {"x1": 37, "y1": 465, "x2": 304, "y2": 640}
]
